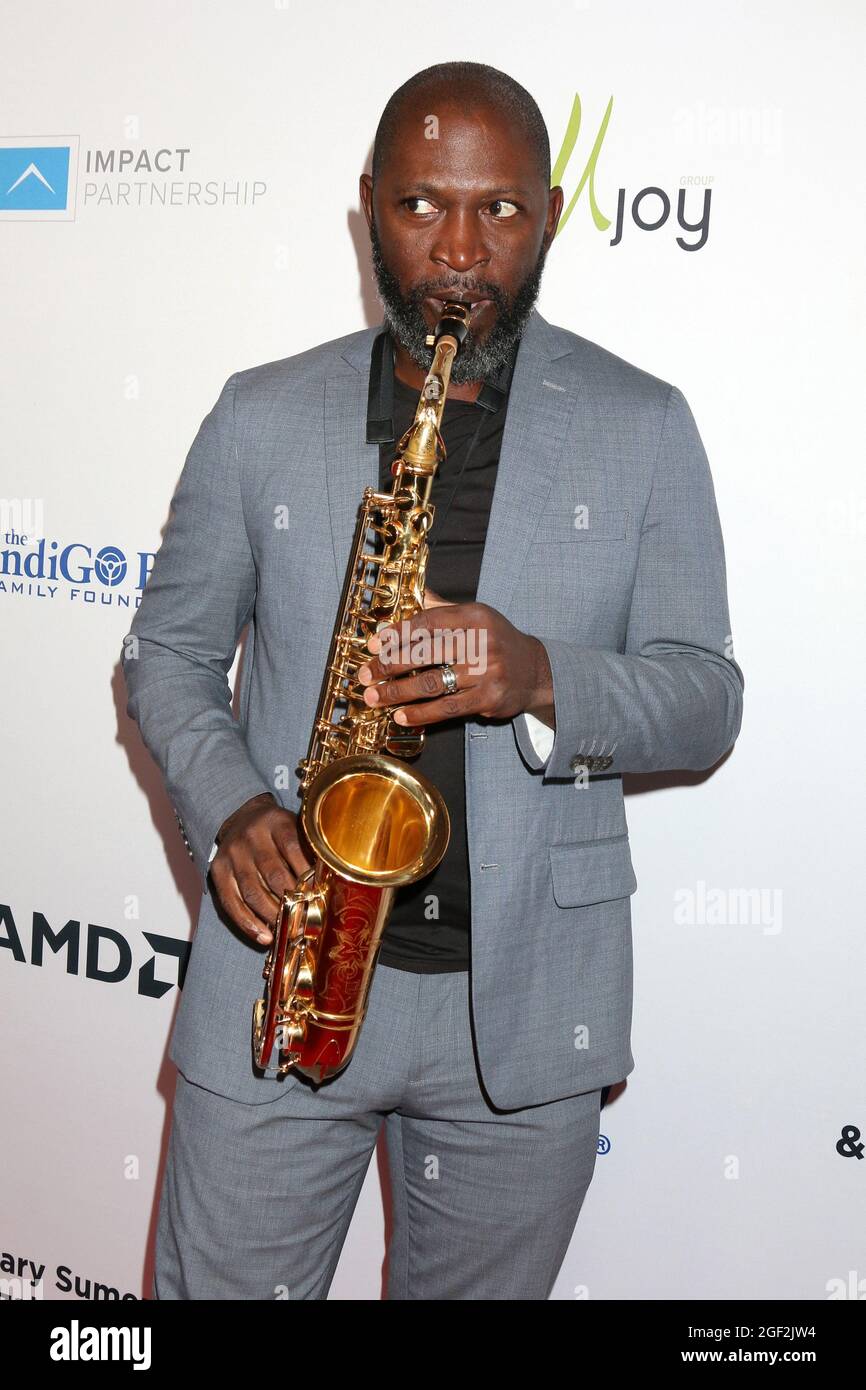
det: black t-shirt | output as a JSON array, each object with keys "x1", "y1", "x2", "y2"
[{"x1": 375, "y1": 353, "x2": 513, "y2": 973}]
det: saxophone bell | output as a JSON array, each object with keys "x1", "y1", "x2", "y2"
[{"x1": 301, "y1": 752, "x2": 449, "y2": 888}]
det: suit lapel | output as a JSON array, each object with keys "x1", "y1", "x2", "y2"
[
  {"x1": 323, "y1": 308, "x2": 581, "y2": 616},
  {"x1": 323, "y1": 330, "x2": 380, "y2": 593},
  {"x1": 475, "y1": 309, "x2": 580, "y2": 618}
]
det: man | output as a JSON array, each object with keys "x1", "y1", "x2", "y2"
[{"x1": 122, "y1": 61, "x2": 743, "y2": 1300}]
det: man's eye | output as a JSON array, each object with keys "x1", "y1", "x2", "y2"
[
  {"x1": 404, "y1": 196, "x2": 437, "y2": 214},
  {"x1": 489, "y1": 199, "x2": 519, "y2": 219}
]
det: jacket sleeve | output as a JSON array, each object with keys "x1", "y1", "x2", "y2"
[
  {"x1": 514, "y1": 384, "x2": 744, "y2": 779},
  {"x1": 120, "y1": 372, "x2": 275, "y2": 893}
]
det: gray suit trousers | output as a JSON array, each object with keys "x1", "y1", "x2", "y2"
[{"x1": 153, "y1": 963, "x2": 602, "y2": 1300}]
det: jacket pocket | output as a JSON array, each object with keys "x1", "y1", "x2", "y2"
[{"x1": 549, "y1": 834, "x2": 637, "y2": 908}]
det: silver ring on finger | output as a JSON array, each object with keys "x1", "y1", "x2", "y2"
[{"x1": 440, "y1": 662, "x2": 458, "y2": 695}]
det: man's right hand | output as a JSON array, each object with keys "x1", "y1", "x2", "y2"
[{"x1": 208, "y1": 792, "x2": 314, "y2": 947}]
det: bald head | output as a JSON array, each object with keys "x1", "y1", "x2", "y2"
[{"x1": 372, "y1": 61, "x2": 551, "y2": 191}]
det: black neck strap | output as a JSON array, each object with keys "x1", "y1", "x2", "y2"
[
  {"x1": 366, "y1": 329, "x2": 395, "y2": 444},
  {"x1": 366, "y1": 328, "x2": 516, "y2": 444}
]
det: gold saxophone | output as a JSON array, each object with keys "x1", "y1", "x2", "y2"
[{"x1": 252, "y1": 301, "x2": 471, "y2": 1082}]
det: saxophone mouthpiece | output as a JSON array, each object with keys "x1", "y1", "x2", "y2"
[{"x1": 425, "y1": 301, "x2": 471, "y2": 350}]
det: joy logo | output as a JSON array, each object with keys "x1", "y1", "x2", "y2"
[
  {"x1": 609, "y1": 184, "x2": 711, "y2": 252},
  {"x1": 551, "y1": 93, "x2": 712, "y2": 252}
]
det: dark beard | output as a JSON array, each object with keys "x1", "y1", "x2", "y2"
[{"x1": 368, "y1": 216, "x2": 547, "y2": 385}]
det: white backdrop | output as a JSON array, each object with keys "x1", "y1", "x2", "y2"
[{"x1": 2, "y1": 0, "x2": 864, "y2": 1301}]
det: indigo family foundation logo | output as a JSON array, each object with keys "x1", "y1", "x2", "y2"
[{"x1": 0, "y1": 524, "x2": 153, "y2": 609}]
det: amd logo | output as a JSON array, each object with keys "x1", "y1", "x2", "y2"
[{"x1": 0, "y1": 906, "x2": 189, "y2": 997}]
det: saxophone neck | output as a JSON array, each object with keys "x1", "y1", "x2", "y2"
[{"x1": 397, "y1": 301, "x2": 471, "y2": 472}]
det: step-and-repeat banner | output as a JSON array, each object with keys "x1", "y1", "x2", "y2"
[{"x1": 2, "y1": 1, "x2": 863, "y2": 1300}]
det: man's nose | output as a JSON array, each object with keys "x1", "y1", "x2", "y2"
[{"x1": 429, "y1": 208, "x2": 489, "y2": 274}]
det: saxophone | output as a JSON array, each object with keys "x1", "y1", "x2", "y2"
[{"x1": 252, "y1": 301, "x2": 471, "y2": 1082}]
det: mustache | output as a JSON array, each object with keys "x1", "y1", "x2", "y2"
[{"x1": 407, "y1": 279, "x2": 509, "y2": 309}]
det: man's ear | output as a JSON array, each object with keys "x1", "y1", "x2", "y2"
[
  {"x1": 359, "y1": 173, "x2": 374, "y2": 230},
  {"x1": 545, "y1": 183, "x2": 565, "y2": 246}
]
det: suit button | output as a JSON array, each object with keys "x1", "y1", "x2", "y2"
[{"x1": 597, "y1": 755, "x2": 613, "y2": 771}]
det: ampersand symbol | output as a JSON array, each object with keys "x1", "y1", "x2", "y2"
[{"x1": 835, "y1": 1125, "x2": 864, "y2": 1159}]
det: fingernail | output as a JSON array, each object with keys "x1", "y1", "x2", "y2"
[
  {"x1": 257, "y1": 932, "x2": 272, "y2": 945},
  {"x1": 364, "y1": 688, "x2": 379, "y2": 704},
  {"x1": 358, "y1": 665, "x2": 371, "y2": 683},
  {"x1": 367, "y1": 635, "x2": 380, "y2": 653},
  {"x1": 394, "y1": 710, "x2": 407, "y2": 724}
]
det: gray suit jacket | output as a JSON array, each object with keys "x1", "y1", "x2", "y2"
[{"x1": 121, "y1": 307, "x2": 743, "y2": 1108}]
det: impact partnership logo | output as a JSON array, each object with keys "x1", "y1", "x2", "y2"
[
  {"x1": 0, "y1": 136, "x2": 78, "y2": 220},
  {"x1": 0, "y1": 131, "x2": 265, "y2": 219}
]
